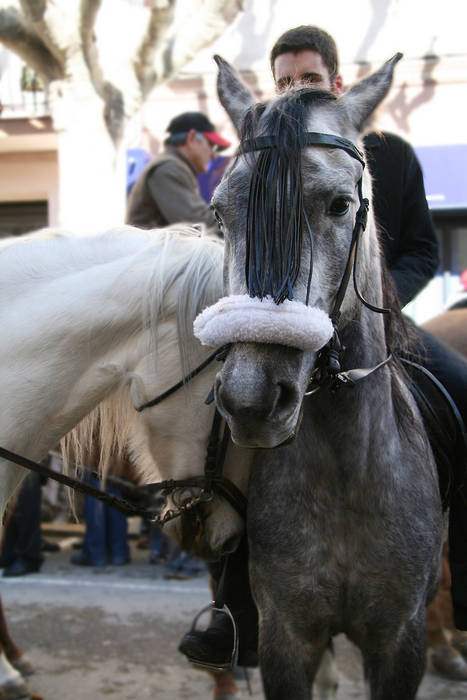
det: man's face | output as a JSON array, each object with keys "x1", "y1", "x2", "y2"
[
  {"x1": 187, "y1": 132, "x2": 216, "y2": 174},
  {"x1": 273, "y1": 49, "x2": 343, "y2": 94}
]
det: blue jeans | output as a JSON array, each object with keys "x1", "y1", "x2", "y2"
[{"x1": 82, "y1": 477, "x2": 129, "y2": 565}]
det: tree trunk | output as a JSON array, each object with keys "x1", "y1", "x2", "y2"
[{"x1": 50, "y1": 82, "x2": 126, "y2": 230}]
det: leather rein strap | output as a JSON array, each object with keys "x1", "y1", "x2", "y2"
[
  {"x1": 0, "y1": 445, "x2": 145, "y2": 518},
  {"x1": 135, "y1": 347, "x2": 222, "y2": 412},
  {"x1": 0, "y1": 348, "x2": 247, "y2": 522}
]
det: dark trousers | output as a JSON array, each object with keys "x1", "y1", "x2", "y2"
[
  {"x1": 415, "y1": 325, "x2": 467, "y2": 427},
  {"x1": 208, "y1": 537, "x2": 258, "y2": 647},
  {"x1": 1, "y1": 472, "x2": 43, "y2": 567},
  {"x1": 413, "y1": 325, "x2": 467, "y2": 629}
]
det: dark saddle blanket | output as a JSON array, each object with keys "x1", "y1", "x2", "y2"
[{"x1": 403, "y1": 358, "x2": 467, "y2": 509}]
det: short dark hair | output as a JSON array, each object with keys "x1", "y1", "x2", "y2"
[{"x1": 270, "y1": 26, "x2": 339, "y2": 81}]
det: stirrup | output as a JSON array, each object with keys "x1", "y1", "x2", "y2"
[{"x1": 185, "y1": 601, "x2": 239, "y2": 671}]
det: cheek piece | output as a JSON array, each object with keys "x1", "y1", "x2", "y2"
[{"x1": 193, "y1": 294, "x2": 334, "y2": 352}]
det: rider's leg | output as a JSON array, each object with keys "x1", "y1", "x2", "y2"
[
  {"x1": 411, "y1": 326, "x2": 467, "y2": 631},
  {"x1": 179, "y1": 535, "x2": 258, "y2": 667}
]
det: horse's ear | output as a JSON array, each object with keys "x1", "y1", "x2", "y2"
[
  {"x1": 340, "y1": 53, "x2": 403, "y2": 131},
  {"x1": 214, "y1": 54, "x2": 256, "y2": 136}
]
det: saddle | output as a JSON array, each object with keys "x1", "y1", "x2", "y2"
[{"x1": 402, "y1": 358, "x2": 467, "y2": 510}]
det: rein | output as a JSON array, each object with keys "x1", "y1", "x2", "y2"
[{"x1": 0, "y1": 348, "x2": 247, "y2": 524}]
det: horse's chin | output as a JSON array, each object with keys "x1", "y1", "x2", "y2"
[{"x1": 229, "y1": 415, "x2": 300, "y2": 449}]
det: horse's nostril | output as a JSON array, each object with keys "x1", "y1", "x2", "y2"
[
  {"x1": 215, "y1": 375, "x2": 237, "y2": 419},
  {"x1": 221, "y1": 534, "x2": 241, "y2": 556},
  {"x1": 268, "y1": 382, "x2": 297, "y2": 420}
]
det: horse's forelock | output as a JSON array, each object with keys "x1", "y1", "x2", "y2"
[{"x1": 238, "y1": 90, "x2": 337, "y2": 304}]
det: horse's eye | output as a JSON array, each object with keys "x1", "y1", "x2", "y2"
[
  {"x1": 211, "y1": 207, "x2": 224, "y2": 230},
  {"x1": 329, "y1": 197, "x2": 350, "y2": 216}
]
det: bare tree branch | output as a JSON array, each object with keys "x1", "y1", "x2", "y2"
[
  {"x1": 19, "y1": 0, "x2": 45, "y2": 21},
  {"x1": 134, "y1": 0, "x2": 176, "y2": 95},
  {"x1": 19, "y1": 0, "x2": 74, "y2": 66},
  {"x1": 0, "y1": 4, "x2": 63, "y2": 80},
  {"x1": 135, "y1": 0, "x2": 244, "y2": 98},
  {"x1": 80, "y1": 0, "x2": 105, "y2": 95},
  {"x1": 164, "y1": 0, "x2": 244, "y2": 78}
]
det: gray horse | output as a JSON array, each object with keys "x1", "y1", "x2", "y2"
[{"x1": 195, "y1": 56, "x2": 444, "y2": 699}]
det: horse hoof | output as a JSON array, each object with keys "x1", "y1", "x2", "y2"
[
  {"x1": 0, "y1": 677, "x2": 32, "y2": 699},
  {"x1": 10, "y1": 654, "x2": 36, "y2": 677},
  {"x1": 431, "y1": 646, "x2": 467, "y2": 681}
]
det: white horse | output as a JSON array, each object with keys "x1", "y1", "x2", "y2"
[{"x1": 0, "y1": 225, "x2": 250, "y2": 561}]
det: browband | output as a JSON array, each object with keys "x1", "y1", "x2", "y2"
[{"x1": 241, "y1": 132, "x2": 365, "y2": 167}]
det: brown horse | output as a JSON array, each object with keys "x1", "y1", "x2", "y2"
[
  {"x1": 0, "y1": 498, "x2": 39, "y2": 699},
  {"x1": 423, "y1": 307, "x2": 467, "y2": 358},
  {"x1": 422, "y1": 306, "x2": 467, "y2": 680}
]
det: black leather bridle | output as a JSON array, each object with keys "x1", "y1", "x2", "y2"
[{"x1": 242, "y1": 131, "x2": 392, "y2": 393}]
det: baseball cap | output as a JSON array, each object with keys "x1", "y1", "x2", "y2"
[{"x1": 166, "y1": 112, "x2": 231, "y2": 151}]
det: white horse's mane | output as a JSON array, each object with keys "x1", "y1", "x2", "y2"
[{"x1": 0, "y1": 224, "x2": 224, "y2": 480}]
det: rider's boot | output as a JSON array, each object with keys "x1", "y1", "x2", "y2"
[{"x1": 178, "y1": 536, "x2": 258, "y2": 668}]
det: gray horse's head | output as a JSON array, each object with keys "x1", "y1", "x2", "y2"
[{"x1": 198, "y1": 55, "x2": 401, "y2": 448}]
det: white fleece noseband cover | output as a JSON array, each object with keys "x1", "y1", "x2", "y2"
[{"x1": 193, "y1": 294, "x2": 334, "y2": 351}]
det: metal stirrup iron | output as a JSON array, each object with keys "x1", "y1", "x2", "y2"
[{"x1": 184, "y1": 555, "x2": 239, "y2": 671}]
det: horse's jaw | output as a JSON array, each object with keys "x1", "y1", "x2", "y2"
[
  {"x1": 215, "y1": 342, "x2": 310, "y2": 449},
  {"x1": 163, "y1": 501, "x2": 245, "y2": 563}
]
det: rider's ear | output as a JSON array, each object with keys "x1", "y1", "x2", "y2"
[
  {"x1": 332, "y1": 73, "x2": 345, "y2": 95},
  {"x1": 214, "y1": 54, "x2": 256, "y2": 136},
  {"x1": 339, "y1": 53, "x2": 402, "y2": 131},
  {"x1": 185, "y1": 129, "x2": 197, "y2": 145}
]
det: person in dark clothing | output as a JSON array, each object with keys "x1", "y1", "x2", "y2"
[
  {"x1": 363, "y1": 131, "x2": 439, "y2": 306},
  {"x1": 1, "y1": 472, "x2": 43, "y2": 577},
  {"x1": 179, "y1": 25, "x2": 467, "y2": 670}
]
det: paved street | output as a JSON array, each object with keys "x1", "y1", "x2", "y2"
[{"x1": 1, "y1": 532, "x2": 467, "y2": 699}]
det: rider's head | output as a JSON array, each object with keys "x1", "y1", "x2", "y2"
[
  {"x1": 164, "y1": 112, "x2": 230, "y2": 174},
  {"x1": 270, "y1": 25, "x2": 344, "y2": 96}
]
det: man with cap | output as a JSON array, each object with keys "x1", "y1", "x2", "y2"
[{"x1": 126, "y1": 111, "x2": 230, "y2": 232}]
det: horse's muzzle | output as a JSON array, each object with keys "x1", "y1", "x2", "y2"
[{"x1": 215, "y1": 360, "x2": 302, "y2": 449}]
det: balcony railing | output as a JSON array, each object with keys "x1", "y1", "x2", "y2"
[{"x1": 0, "y1": 93, "x2": 50, "y2": 119}]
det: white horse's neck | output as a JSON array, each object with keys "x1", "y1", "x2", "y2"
[
  {"x1": 0, "y1": 233, "x2": 149, "y2": 456},
  {"x1": 0, "y1": 227, "x2": 222, "y2": 460}
]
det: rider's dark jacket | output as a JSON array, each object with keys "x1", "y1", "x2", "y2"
[
  {"x1": 366, "y1": 132, "x2": 467, "y2": 631},
  {"x1": 364, "y1": 132, "x2": 439, "y2": 308}
]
